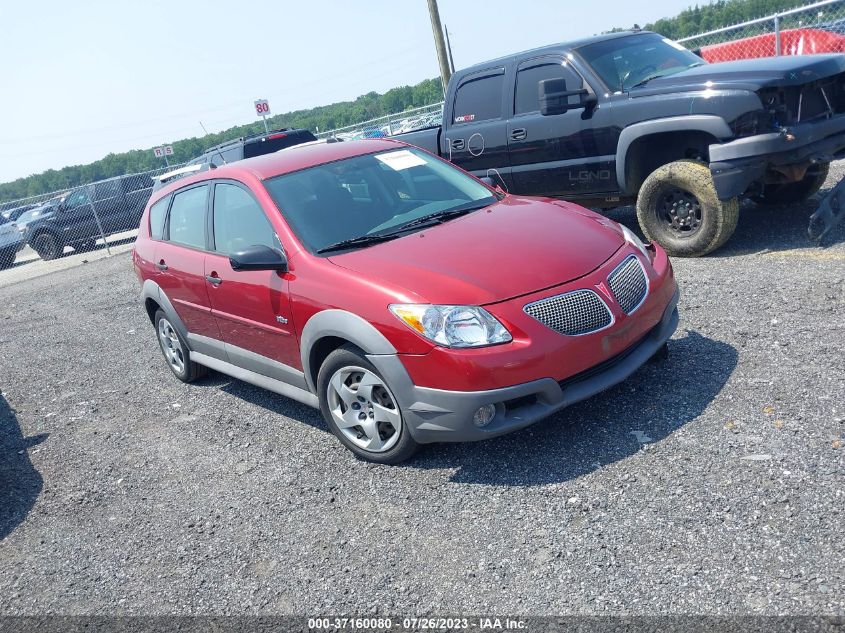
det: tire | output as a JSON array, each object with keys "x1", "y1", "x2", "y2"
[
  {"x1": 636, "y1": 160, "x2": 740, "y2": 257},
  {"x1": 0, "y1": 251, "x2": 14, "y2": 270},
  {"x1": 153, "y1": 309, "x2": 207, "y2": 383},
  {"x1": 752, "y1": 162, "x2": 830, "y2": 206},
  {"x1": 317, "y1": 345, "x2": 419, "y2": 464},
  {"x1": 31, "y1": 232, "x2": 64, "y2": 261}
]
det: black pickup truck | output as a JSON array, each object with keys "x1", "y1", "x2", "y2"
[
  {"x1": 397, "y1": 31, "x2": 845, "y2": 256},
  {"x1": 23, "y1": 173, "x2": 153, "y2": 260}
]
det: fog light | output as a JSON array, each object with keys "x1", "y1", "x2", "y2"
[{"x1": 473, "y1": 404, "x2": 496, "y2": 427}]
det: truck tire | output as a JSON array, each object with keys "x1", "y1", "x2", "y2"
[
  {"x1": 752, "y1": 162, "x2": 830, "y2": 206},
  {"x1": 317, "y1": 344, "x2": 419, "y2": 464},
  {"x1": 636, "y1": 160, "x2": 740, "y2": 257},
  {"x1": 31, "y1": 232, "x2": 64, "y2": 261}
]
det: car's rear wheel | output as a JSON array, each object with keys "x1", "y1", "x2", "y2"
[
  {"x1": 637, "y1": 159, "x2": 739, "y2": 257},
  {"x1": 0, "y1": 251, "x2": 15, "y2": 270},
  {"x1": 32, "y1": 232, "x2": 64, "y2": 261},
  {"x1": 753, "y1": 162, "x2": 830, "y2": 206},
  {"x1": 317, "y1": 345, "x2": 419, "y2": 464},
  {"x1": 154, "y1": 310, "x2": 206, "y2": 382}
]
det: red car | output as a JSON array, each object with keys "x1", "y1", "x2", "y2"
[
  {"x1": 133, "y1": 139, "x2": 679, "y2": 463},
  {"x1": 698, "y1": 28, "x2": 845, "y2": 63}
]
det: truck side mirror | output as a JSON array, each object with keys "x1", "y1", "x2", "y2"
[{"x1": 539, "y1": 78, "x2": 593, "y2": 116}]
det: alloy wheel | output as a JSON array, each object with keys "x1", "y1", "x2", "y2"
[{"x1": 158, "y1": 318, "x2": 186, "y2": 374}]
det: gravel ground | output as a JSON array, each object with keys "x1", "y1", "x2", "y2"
[{"x1": 0, "y1": 167, "x2": 843, "y2": 617}]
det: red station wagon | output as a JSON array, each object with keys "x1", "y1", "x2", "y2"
[{"x1": 133, "y1": 139, "x2": 679, "y2": 463}]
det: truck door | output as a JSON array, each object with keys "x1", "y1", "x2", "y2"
[
  {"x1": 507, "y1": 56, "x2": 618, "y2": 197},
  {"x1": 445, "y1": 68, "x2": 512, "y2": 185},
  {"x1": 91, "y1": 179, "x2": 123, "y2": 233}
]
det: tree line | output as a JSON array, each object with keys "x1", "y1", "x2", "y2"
[{"x1": 0, "y1": 78, "x2": 443, "y2": 204}]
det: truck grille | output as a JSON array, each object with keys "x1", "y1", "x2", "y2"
[
  {"x1": 524, "y1": 290, "x2": 612, "y2": 336},
  {"x1": 607, "y1": 255, "x2": 648, "y2": 314}
]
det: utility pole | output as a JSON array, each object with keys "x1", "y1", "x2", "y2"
[
  {"x1": 426, "y1": 0, "x2": 452, "y2": 94},
  {"x1": 444, "y1": 24, "x2": 456, "y2": 74}
]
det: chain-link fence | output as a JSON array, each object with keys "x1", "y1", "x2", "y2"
[
  {"x1": 679, "y1": 0, "x2": 845, "y2": 61},
  {"x1": 316, "y1": 102, "x2": 444, "y2": 141},
  {"x1": 0, "y1": 163, "x2": 184, "y2": 271}
]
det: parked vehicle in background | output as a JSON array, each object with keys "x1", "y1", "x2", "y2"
[
  {"x1": 1, "y1": 203, "x2": 40, "y2": 222},
  {"x1": 396, "y1": 30, "x2": 845, "y2": 256},
  {"x1": 133, "y1": 139, "x2": 678, "y2": 464},
  {"x1": 188, "y1": 128, "x2": 317, "y2": 169},
  {"x1": 0, "y1": 215, "x2": 24, "y2": 269},
  {"x1": 697, "y1": 28, "x2": 845, "y2": 62},
  {"x1": 22, "y1": 174, "x2": 153, "y2": 260}
]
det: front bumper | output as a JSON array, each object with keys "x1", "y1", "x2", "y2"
[
  {"x1": 709, "y1": 112, "x2": 845, "y2": 200},
  {"x1": 368, "y1": 288, "x2": 679, "y2": 444}
]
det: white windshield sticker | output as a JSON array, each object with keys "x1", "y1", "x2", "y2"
[
  {"x1": 663, "y1": 38, "x2": 688, "y2": 51},
  {"x1": 375, "y1": 150, "x2": 427, "y2": 171}
]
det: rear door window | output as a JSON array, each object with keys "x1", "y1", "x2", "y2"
[
  {"x1": 452, "y1": 71, "x2": 505, "y2": 124},
  {"x1": 166, "y1": 185, "x2": 208, "y2": 249},
  {"x1": 148, "y1": 196, "x2": 170, "y2": 240}
]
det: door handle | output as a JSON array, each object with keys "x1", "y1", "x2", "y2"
[
  {"x1": 510, "y1": 128, "x2": 527, "y2": 141},
  {"x1": 155, "y1": 260, "x2": 168, "y2": 271},
  {"x1": 450, "y1": 138, "x2": 465, "y2": 151},
  {"x1": 205, "y1": 274, "x2": 222, "y2": 286}
]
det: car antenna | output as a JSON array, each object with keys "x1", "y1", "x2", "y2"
[{"x1": 199, "y1": 120, "x2": 226, "y2": 166}]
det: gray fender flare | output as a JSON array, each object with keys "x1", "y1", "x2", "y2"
[
  {"x1": 300, "y1": 309, "x2": 398, "y2": 393},
  {"x1": 615, "y1": 115, "x2": 733, "y2": 193},
  {"x1": 140, "y1": 279, "x2": 190, "y2": 346}
]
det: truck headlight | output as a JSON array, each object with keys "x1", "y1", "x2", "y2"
[
  {"x1": 621, "y1": 224, "x2": 651, "y2": 260},
  {"x1": 389, "y1": 304, "x2": 512, "y2": 348}
]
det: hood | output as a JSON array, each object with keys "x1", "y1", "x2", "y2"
[
  {"x1": 327, "y1": 196, "x2": 623, "y2": 305},
  {"x1": 633, "y1": 54, "x2": 845, "y2": 95}
]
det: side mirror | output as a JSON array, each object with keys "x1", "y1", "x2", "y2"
[
  {"x1": 539, "y1": 78, "x2": 593, "y2": 116},
  {"x1": 229, "y1": 244, "x2": 288, "y2": 272}
]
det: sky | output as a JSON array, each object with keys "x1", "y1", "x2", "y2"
[{"x1": 0, "y1": 0, "x2": 697, "y2": 183}]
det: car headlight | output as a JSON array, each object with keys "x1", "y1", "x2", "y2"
[
  {"x1": 621, "y1": 224, "x2": 651, "y2": 260},
  {"x1": 389, "y1": 304, "x2": 512, "y2": 348}
]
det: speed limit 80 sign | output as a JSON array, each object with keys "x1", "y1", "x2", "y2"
[{"x1": 254, "y1": 99, "x2": 271, "y2": 116}]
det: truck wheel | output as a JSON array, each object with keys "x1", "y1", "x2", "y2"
[
  {"x1": 753, "y1": 162, "x2": 830, "y2": 206},
  {"x1": 32, "y1": 232, "x2": 64, "y2": 261},
  {"x1": 317, "y1": 345, "x2": 419, "y2": 464},
  {"x1": 154, "y1": 310, "x2": 207, "y2": 382},
  {"x1": 0, "y1": 251, "x2": 15, "y2": 270},
  {"x1": 637, "y1": 160, "x2": 739, "y2": 257}
]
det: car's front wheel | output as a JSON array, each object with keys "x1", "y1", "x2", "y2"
[
  {"x1": 154, "y1": 310, "x2": 207, "y2": 382},
  {"x1": 636, "y1": 160, "x2": 739, "y2": 257},
  {"x1": 32, "y1": 232, "x2": 64, "y2": 261},
  {"x1": 0, "y1": 250, "x2": 15, "y2": 270},
  {"x1": 317, "y1": 345, "x2": 419, "y2": 464}
]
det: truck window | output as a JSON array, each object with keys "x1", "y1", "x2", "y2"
[
  {"x1": 515, "y1": 62, "x2": 583, "y2": 114},
  {"x1": 452, "y1": 72, "x2": 504, "y2": 124},
  {"x1": 95, "y1": 179, "x2": 121, "y2": 201}
]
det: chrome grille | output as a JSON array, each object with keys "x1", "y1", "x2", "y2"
[
  {"x1": 524, "y1": 290, "x2": 612, "y2": 336},
  {"x1": 608, "y1": 255, "x2": 648, "y2": 315}
]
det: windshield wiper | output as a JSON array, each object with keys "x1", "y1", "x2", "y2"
[
  {"x1": 630, "y1": 73, "x2": 668, "y2": 89},
  {"x1": 394, "y1": 199, "x2": 493, "y2": 231},
  {"x1": 316, "y1": 232, "x2": 405, "y2": 254},
  {"x1": 316, "y1": 199, "x2": 494, "y2": 254}
]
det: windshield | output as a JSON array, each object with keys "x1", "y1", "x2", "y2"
[
  {"x1": 577, "y1": 32, "x2": 704, "y2": 92},
  {"x1": 264, "y1": 147, "x2": 498, "y2": 253}
]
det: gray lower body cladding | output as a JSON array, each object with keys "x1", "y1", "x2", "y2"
[
  {"x1": 369, "y1": 289, "x2": 680, "y2": 444},
  {"x1": 709, "y1": 113, "x2": 845, "y2": 200}
]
